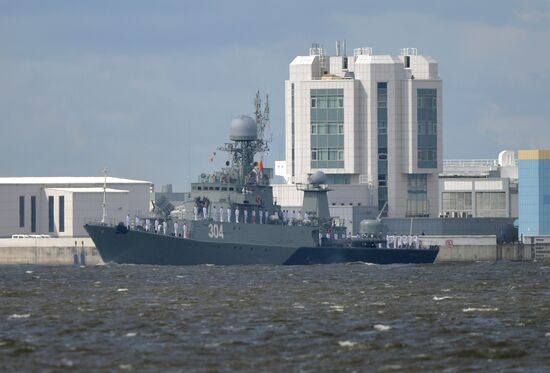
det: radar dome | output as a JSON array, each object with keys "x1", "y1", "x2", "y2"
[
  {"x1": 230, "y1": 115, "x2": 257, "y2": 141},
  {"x1": 309, "y1": 171, "x2": 327, "y2": 185}
]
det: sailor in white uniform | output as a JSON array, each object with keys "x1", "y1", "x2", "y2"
[
  {"x1": 162, "y1": 221, "x2": 167, "y2": 235},
  {"x1": 219, "y1": 207, "x2": 224, "y2": 222},
  {"x1": 174, "y1": 222, "x2": 179, "y2": 236},
  {"x1": 145, "y1": 218, "x2": 150, "y2": 232},
  {"x1": 202, "y1": 206, "x2": 207, "y2": 220},
  {"x1": 244, "y1": 209, "x2": 248, "y2": 223},
  {"x1": 235, "y1": 207, "x2": 240, "y2": 223},
  {"x1": 227, "y1": 207, "x2": 231, "y2": 223},
  {"x1": 193, "y1": 206, "x2": 198, "y2": 221},
  {"x1": 125, "y1": 214, "x2": 130, "y2": 229}
]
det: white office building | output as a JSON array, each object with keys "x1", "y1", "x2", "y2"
[
  {"x1": 276, "y1": 42, "x2": 442, "y2": 218},
  {"x1": 0, "y1": 177, "x2": 152, "y2": 237}
]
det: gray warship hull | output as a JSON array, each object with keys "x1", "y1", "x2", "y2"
[{"x1": 84, "y1": 223, "x2": 439, "y2": 266}]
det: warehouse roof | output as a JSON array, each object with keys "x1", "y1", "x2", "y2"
[{"x1": 45, "y1": 187, "x2": 129, "y2": 193}]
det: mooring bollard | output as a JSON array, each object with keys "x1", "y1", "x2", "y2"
[
  {"x1": 73, "y1": 241, "x2": 80, "y2": 265},
  {"x1": 80, "y1": 241, "x2": 86, "y2": 266}
]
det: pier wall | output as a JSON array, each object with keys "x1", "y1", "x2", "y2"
[
  {"x1": 427, "y1": 235, "x2": 532, "y2": 262},
  {"x1": 0, "y1": 238, "x2": 102, "y2": 265},
  {"x1": 0, "y1": 236, "x2": 532, "y2": 265}
]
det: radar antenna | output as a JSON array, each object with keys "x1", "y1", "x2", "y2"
[{"x1": 216, "y1": 92, "x2": 272, "y2": 184}]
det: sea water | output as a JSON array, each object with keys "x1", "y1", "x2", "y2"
[{"x1": 1, "y1": 261, "x2": 549, "y2": 371}]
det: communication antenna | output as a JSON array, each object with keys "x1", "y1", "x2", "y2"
[
  {"x1": 254, "y1": 91, "x2": 271, "y2": 158},
  {"x1": 101, "y1": 167, "x2": 108, "y2": 224}
]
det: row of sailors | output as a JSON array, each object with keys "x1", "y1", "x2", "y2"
[
  {"x1": 126, "y1": 215, "x2": 192, "y2": 237},
  {"x1": 192, "y1": 206, "x2": 312, "y2": 226},
  {"x1": 193, "y1": 206, "x2": 271, "y2": 224},
  {"x1": 386, "y1": 235, "x2": 421, "y2": 249}
]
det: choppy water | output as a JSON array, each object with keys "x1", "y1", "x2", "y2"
[{"x1": 1, "y1": 261, "x2": 549, "y2": 372}]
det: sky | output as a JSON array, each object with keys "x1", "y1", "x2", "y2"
[{"x1": 1, "y1": 0, "x2": 549, "y2": 190}]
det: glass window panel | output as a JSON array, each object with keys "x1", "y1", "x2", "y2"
[{"x1": 327, "y1": 109, "x2": 338, "y2": 122}]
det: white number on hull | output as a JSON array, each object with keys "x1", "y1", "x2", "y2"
[{"x1": 208, "y1": 224, "x2": 224, "y2": 239}]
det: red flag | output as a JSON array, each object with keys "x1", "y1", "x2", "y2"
[{"x1": 258, "y1": 160, "x2": 264, "y2": 172}]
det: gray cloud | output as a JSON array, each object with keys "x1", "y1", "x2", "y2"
[{"x1": 0, "y1": 1, "x2": 549, "y2": 190}]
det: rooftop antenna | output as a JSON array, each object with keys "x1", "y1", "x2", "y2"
[
  {"x1": 335, "y1": 40, "x2": 347, "y2": 57},
  {"x1": 101, "y1": 167, "x2": 108, "y2": 224}
]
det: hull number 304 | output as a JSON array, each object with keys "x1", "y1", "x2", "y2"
[{"x1": 208, "y1": 224, "x2": 224, "y2": 239}]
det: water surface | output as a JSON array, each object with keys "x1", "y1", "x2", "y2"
[{"x1": 1, "y1": 261, "x2": 549, "y2": 372}]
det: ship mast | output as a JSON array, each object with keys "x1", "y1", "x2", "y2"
[
  {"x1": 253, "y1": 91, "x2": 271, "y2": 157},
  {"x1": 217, "y1": 92, "x2": 272, "y2": 185},
  {"x1": 101, "y1": 167, "x2": 107, "y2": 224}
]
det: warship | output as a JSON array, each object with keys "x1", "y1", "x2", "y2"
[{"x1": 85, "y1": 96, "x2": 439, "y2": 266}]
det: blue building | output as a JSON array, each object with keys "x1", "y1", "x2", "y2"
[{"x1": 519, "y1": 150, "x2": 550, "y2": 238}]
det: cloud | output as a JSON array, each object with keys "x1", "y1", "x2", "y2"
[{"x1": 478, "y1": 104, "x2": 550, "y2": 149}]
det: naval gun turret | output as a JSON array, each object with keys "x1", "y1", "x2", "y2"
[{"x1": 359, "y1": 201, "x2": 388, "y2": 237}]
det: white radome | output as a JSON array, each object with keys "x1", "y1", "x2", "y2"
[
  {"x1": 230, "y1": 115, "x2": 257, "y2": 141},
  {"x1": 309, "y1": 171, "x2": 327, "y2": 185}
]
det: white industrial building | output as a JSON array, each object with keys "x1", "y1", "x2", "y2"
[
  {"x1": 0, "y1": 177, "x2": 152, "y2": 238},
  {"x1": 439, "y1": 150, "x2": 519, "y2": 218},
  {"x1": 275, "y1": 42, "x2": 442, "y2": 220}
]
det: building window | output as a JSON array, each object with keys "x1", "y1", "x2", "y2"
[
  {"x1": 406, "y1": 174, "x2": 429, "y2": 217},
  {"x1": 19, "y1": 196, "x2": 24, "y2": 228},
  {"x1": 324, "y1": 174, "x2": 351, "y2": 184},
  {"x1": 59, "y1": 196, "x2": 65, "y2": 233},
  {"x1": 377, "y1": 82, "x2": 388, "y2": 216},
  {"x1": 442, "y1": 192, "x2": 473, "y2": 211},
  {"x1": 31, "y1": 196, "x2": 36, "y2": 233},
  {"x1": 310, "y1": 88, "x2": 344, "y2": 169},
  {"x1": 48, "y1": 196, "x2": 54, "y2": 232},
  {"x1": 417, "y1": 89, "x2": 437, "y2": 169},
  {"x1": 476, "y1": 192, "x2": 505, "y2": 210},
  {"x1": 291, "y1": 83, "x2": 295, "y2": 177}
]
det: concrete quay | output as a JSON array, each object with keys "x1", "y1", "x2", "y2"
[
  {"x1": 0, "y1": 235, "x2": 533, "y2": 265},
  {"x1": 0, "y1": 237, "x2": 103, "y2": 265},
  {"x1": 423, "y1": 235, "x2": 532, "y2": 262}
]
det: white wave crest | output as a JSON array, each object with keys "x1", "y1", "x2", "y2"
[
  {"x1": 8, "y1": 314, "x2": 30, "y2": 320},
  {"x1": 374, "y1": 324, "x2": 391, "y2": 331},
  {"x1": 117, "y1": 288, "x2": 129, "y2": 292},
  {"x1": 433, "y1": 296, "x2": 453, "y2": 301},
  {"x1": 462, "y1": 307, "x2": 499, "y2": 312},
  {"x1": 338, "y1": 340, "x2": 357, "y2": 347}
]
